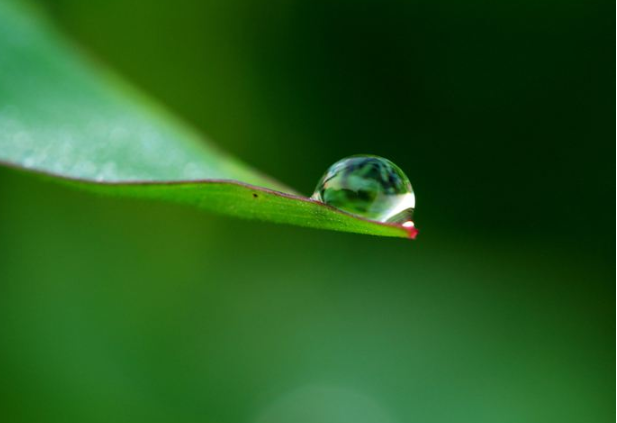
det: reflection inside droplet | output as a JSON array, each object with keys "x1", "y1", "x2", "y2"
[{"x1": 312, "y1": 155, "x2": 416, "y2": 226}]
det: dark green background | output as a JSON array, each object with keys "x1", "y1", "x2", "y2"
[{"x1": 0, "y1": 0, "x2": 613, "y2": 422}]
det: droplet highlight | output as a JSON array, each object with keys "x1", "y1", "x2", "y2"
[{"x1": 312, "y1": 155, "x2": 416, "y2": 228}]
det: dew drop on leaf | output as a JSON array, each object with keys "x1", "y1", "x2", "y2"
[{"x1": 311, "y1": 155, "x2": 416, "y2": 228}]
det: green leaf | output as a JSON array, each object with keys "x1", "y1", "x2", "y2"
[{"x1": 0, "y1": 0, "x2": 414, "y2": 239}]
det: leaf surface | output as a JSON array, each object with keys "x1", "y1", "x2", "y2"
[{"x1": 0, "y1": 0, "x2": 414, "y2": 239}]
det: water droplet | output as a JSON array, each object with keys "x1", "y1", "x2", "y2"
[{"x1": 312, "y1": 155, "x2": 416, "y2": 226}]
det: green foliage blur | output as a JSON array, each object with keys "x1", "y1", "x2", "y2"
[{"x1": 0, "y1": 0, "x2": 613, "y2": 422}]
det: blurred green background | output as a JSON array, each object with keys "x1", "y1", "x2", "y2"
[{"x1": 0, "y1": 0, "x2": 613, "y2": 422}]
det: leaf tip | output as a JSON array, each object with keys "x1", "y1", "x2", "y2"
[{"x1": 402, "y1": 221, "x2": 419, "y2": 240}]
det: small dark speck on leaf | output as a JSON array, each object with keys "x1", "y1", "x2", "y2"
[{"x1": 253, "y1": 193, "x2": 258, "y2": 198}]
